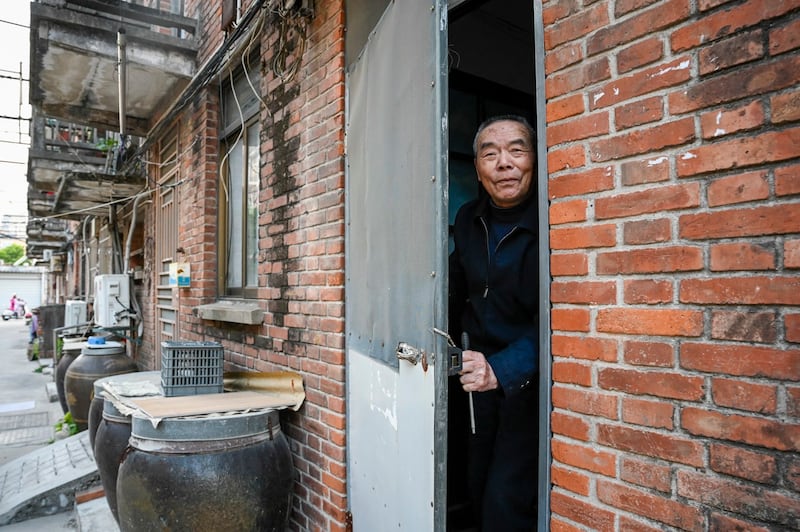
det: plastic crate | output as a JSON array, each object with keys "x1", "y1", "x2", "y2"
[{"x1": 161, "y1": 341, "x2": 224, "y2": 397}]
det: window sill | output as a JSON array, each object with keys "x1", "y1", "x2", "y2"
[{"x1": 193, "y1": 301, "x2": 264, "y2": 325}]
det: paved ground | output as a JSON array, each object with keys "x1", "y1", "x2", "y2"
[
  {"x1": 0, "y1": 318, "x2": 65, "y2": 466},
  {"x1": 0, "y1": 318, "x2": 117, "y2": 531}
]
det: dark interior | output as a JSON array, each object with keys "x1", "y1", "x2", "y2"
[{"x1": 446, "y1": 1, "x2": 534, "y2": 529}]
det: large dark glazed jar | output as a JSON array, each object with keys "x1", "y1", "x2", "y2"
[
  {"x1": 92, "y1": 371, "x2": 162, "y2": 522},
  {"x1": 117, "y1": 409, "x2": 294, "y2": 532},
  {"x1": 87, "y1": 377, "x2": 106, "y2": 451},
  {"x1": 94, "y1": 397, "x2": 130, "y2": 523},
  {"x1": 55, "y1": 339, "x2": 86, "y2": 415},
  {"x1": 64, "y1": 338, "x2": 138, "y2": 431},
  {"x1": 89, "y1": 370, "x2": 162, "y2": 455}
]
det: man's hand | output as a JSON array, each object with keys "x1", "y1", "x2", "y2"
[{"x1": 459, "y1": 350, "x2": 499, "y2": 392}]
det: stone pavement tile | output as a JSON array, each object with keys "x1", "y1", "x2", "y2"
[
  {"x1": 0, "y1": 413, "x2": 49, "y2": 431},
  {"x1": 0, "y1": 431, "x2": 99, "y2": 525},
  {"x1": 76, "y1": 496, "x2": 119, "y2": 532}
]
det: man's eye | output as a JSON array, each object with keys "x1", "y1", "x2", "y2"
[
  {"x1": 481, "y1": 152, "x2": 498, "y2": 159},
  {"x1": 510, "y1": 148, "x2": 528, "y2": 156}
]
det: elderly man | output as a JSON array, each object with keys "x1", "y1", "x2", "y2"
[{"x1": 449, "y1": 115, "x2": 539, "y2": 531}]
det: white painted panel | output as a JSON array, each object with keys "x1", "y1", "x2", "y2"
[{"x1": 348, "y1": 350, "x2": 435, "y2": 530}]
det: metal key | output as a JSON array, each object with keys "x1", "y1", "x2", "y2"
[{"x1": 462, "y1": 332, "x2": 476, "y2": 434}]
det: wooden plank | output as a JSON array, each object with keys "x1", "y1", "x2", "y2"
[{"x1": 128, "y1": 390, "x2": 301, "y2": 420}]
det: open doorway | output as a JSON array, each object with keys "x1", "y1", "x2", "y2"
[{"x1": 446, "y1": 0, "x2": 536, "y2": 530}]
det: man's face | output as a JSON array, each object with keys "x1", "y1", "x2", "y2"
[{"x1": 474, "y1": 120, "x2": 535, "y2": 208}]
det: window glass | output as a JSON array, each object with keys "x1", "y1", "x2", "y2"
[
  {"x1": 220, "y1": 62, "x2": 261, "y2": 297},
  {"x1": 246, "y1": 122, "x2": 260, "y2": 287},
  {"x1": 226, "y1": 137, "x2": 244, "y2": 289}
]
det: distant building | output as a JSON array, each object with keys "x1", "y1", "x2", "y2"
[{"x1": 0, "y1": 214, "x2": 27, "y2": 248}]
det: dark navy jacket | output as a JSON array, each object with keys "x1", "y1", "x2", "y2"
[{"x1": 449, "y1": 193, "x2": 539, "y2": 396}]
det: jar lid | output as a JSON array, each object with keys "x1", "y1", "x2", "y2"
[
  {"x1": 81, "y1": 339, "x2": 124, "y2": 355},
  {"x1": 62, "y1": 341, "x2": 88, "y2": 354}
]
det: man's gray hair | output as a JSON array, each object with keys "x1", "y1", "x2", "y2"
[{"x1": 472, "y1": 115, "x2": 536, "y2": 157}]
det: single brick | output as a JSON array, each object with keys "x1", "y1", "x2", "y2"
[
  {"x1": 772, "y1": 89, "x2": 800, "y2": 124},
  {"x1": 776, "y1": 163, "x2": 800, "y2": 196},
  {"x1": 597, "y1": 307, "x2": 703, "y2": 336},
  {"x1": 550, "y1": 199, "x2": 588, "y2": 225},
  {"x1": 617, "y1": 37, "x2": 664, "y2": 74},
  {"x1": 698, "y1": 30, "x2": 764, "y2": 75},
  {"x1": 615, "y1": 95, "x2": 664, "y2": 130},
  {"x1": 707, "y1": 170, "x2": 769, "y2": 206},
  {"x1": 624, "y1": 279, "x2": 673, "y2": 304},
  {"x1": 596, "y1": 183, "x2": 700, "y2": 219},
  {"x1": 621, "y1": 156, "x2": 671, "y2": 186},
  {"x1": 709, "y1": 442, "x2": 778, "y2": 484},
  {"x1": 711, "y1": 377, "x2": 777, "y2": 414},
  {"x1": 700, "y1": 101, "x2": 765, "y2": 139},
  {"x1": 709, "y1": 241, "x2": 776, "y2": 271},
  {"x1": 624, "y1": 340, "x2": 675, "y2": 367},
  {"x1": 623, "y1": 219, "x2": 672, "y2": 245}
]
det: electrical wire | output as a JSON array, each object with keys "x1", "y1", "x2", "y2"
[
  {"x1": 242, "y1": 10, "x2": 268, "y2": 109},
  {"x1": 271, "y1": 9, "x2": 308, "y2": 83},
  {"x1": 0, "y1": 19, "x2": 28, "y2": 30}
]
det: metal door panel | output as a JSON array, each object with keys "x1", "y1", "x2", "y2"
[{"x1": 345, "y1": 1, "x2": 447, "y2": 530}]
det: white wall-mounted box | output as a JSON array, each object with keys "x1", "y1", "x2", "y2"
[
  {"x1": 64, "y1": 300, "x2": 88, "y2": 328},
  {"x1": 94, "y1": 274, "x2": 131, "y2": 328}
]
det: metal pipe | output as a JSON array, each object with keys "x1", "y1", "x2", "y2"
[
  {"x1": 123, "y1": 194, "x2": 148, "y2": 270},
  {"x1": 82, "y1": 216, "x2": 93, "y2": 298},
  {"x1": 117, "y1": 28, "x2": 127, "y2": 137}
]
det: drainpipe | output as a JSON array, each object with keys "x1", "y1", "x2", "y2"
[
  {"x1": 83, "y1": 216, "x2": 94, "y2": 299},
  {"x1": 117, "y1": 28, "x2": 127, "y2": 172},
  {"x1": 123, "y1": 194, "x2": 146, "y2": 271}
]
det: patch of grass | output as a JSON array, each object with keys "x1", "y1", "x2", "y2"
[{"x1": 54, "y1": 412, "x2": 78, "y2": 437}]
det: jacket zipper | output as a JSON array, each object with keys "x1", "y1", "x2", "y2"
[{"x1": 479, "y1": 216, "x2": 519, "y2": 298}]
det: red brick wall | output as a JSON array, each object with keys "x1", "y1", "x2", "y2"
[
  {"x1": 141, "y1": 1, "x2": 348, "y2": 530},
  {"x1": 545, "y1": 0, "x2": 800, "y2": 529}
]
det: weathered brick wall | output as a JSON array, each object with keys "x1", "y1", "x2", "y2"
[
  {"x1": 544, "y1": 0, "x2": 800, "y2": 529},
  {"x1": 139, "y1": 199, "x2": 156, "y2": 369},
  {"x1": 257, "y1": 5, "x2": 347, "y2": 528},
  {"x1": 141, "y1": 1, "x2": 348, "y2": 530}
]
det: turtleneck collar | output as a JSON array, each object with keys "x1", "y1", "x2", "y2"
[{"x1": 488, "y1": 193, "x2": 534, "y2": 223}]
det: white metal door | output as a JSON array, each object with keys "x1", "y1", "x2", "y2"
[{"x1": 345, "y1": 1, "x2": 448, "y2": 530}]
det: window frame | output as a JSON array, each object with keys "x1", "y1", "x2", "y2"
[{"x1": 218, "y1": 65, "x2": 261, "y2": 299}]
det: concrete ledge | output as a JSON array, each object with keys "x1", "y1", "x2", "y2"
[
  {"x1": 44, "y1": 382, "x2": 58, "y2": 403},
  {"x1": 193, "y1": 301, "x2": 264, "y2": 325}
]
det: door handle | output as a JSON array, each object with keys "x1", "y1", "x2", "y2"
[{"x1": 395, "y1": 342, "x2": 429, "y2": 372}]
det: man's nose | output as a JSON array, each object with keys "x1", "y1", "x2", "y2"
[{"x1": 496, "y1": 149, "x2": 514, "y2": 167}]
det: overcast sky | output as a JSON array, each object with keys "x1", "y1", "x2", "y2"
[{"x1": 0, "y1": 1, "x2": 31, "y2": 218}]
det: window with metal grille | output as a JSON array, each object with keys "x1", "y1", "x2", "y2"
[
  {"x1": 219, "y1": 64, "x2": 261, "y2": 298},
  {"x1": 155, "y1": 128, "x2": 180, "y2": 360}
]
